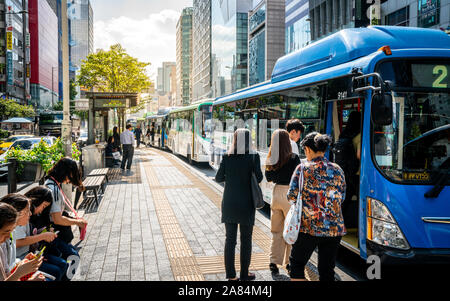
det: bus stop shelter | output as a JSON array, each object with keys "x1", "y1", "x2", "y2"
[{"x1": 85, "y1": 92, "x2": 139, "y2": 145}]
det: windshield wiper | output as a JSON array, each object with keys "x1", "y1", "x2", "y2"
[{"x1": 425, "y1": 158, "x2": 449, "y2": 199}]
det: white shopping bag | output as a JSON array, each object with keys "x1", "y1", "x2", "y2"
[
  {"x1": 112, "y1": 152, "x2": 121, "y2": 160},
  {"x1": 283, "y1": 164, "x2": 304, "y2": 245}
]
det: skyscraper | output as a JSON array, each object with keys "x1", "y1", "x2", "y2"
[
  {"x1": 29, "y1": 0, "x2": 59, "y2": 111},
  {"x1": 67, "y1": 0, "x2": 93, "y2": 83},
  {"x1": 176, "y1": 7, "x2": 193, "y2": 106},
  {"x1": 157, "y1": 62, "x2": 176, "y2": 95},
  {"x1": 248, "y1": 0, "x2": 285, "y2": 86},
  {"x1": 211, "y1": 0, "x2": 252, "y2": 98},
  {"x1": 192, "y1": 0, "x2": 212, "y2": 102}
]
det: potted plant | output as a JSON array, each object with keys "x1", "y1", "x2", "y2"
[{"x1": 6, "y1": 138, "x2": 81, "y2": 183}]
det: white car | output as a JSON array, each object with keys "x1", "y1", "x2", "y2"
[{"x1": 0, "y1": 137, "x2": 56, "y2": 171}]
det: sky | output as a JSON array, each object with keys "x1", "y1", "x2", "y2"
[{"x1": 91, "y1": 0, "x2": 193, "y2": 82}]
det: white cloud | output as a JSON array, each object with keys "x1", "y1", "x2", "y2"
[{"x1": 94, "y1": 9, "x2": 181, "y2": 82}]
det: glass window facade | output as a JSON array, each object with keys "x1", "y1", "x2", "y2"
[
  {"x1": 385, "y1": 6, "x2": 409, "y2": 26},
  {"x1": 286, "y1": 14, "x2": 311, "y2": 54},
  {"x1": 248, "y1": 29, "x2": 265, "y2": 86},
  {"x1": 249, "y1": 4, "x2": 266, "y2": 32},
  {"x1": 211, "y1": 0, "x2": 251, "y2": 98},
  {"x1": 418, "y1": 0, "x2": 440, "y2": 28}
]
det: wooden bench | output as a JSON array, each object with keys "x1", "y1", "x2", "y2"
[
  {"x1": 86, "y1": 168, "x2": 109, "y2": 183},
  {"x1": 74, "y1": 175, "x2": 106, "y2": 209}
]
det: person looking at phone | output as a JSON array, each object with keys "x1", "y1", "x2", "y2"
[
  {"x1": 45, "y1": 158, "x2": 85, "y2": 280},
  {"x1": 0, "y1": 197, "x2": 44, "y2": 281},
  {"x1": 12, "y1": 187, "x2": 69, "y2": 281}
]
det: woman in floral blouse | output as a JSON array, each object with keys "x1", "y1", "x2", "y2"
[{"x1": 287, "y1": 132, "x2": 346, "y2": 281}]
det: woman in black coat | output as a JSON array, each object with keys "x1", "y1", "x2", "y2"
[{"x1": 215, "y1": 129, "x2": 263, "y2": 281}]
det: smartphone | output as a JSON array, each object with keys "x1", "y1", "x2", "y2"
[
  {"x1": 33, "y1": 271, "x2": 56, "y2": 281},
  {"x1": 36, "y1": 246, "x2": 46, "y2": 258}
]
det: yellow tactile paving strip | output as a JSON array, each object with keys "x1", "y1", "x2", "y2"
[
  {"x1": 142, "y1": 160, "x2": 205, "y2": 281},
  {"x1": 142, "y1": 149, "x2": 318, "y2": 281}
]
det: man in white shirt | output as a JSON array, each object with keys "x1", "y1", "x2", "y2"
[
  {"x1": 120, "y1": 124, "x2": 135, "y2": 171},
  {"x1": 286, "y1": 119, "x2": 305, "y2": 156}
]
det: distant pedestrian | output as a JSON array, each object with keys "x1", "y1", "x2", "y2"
[
  {"x1": 120, "y1": 124, "x2": 135, "y2": 171},
  {"x1": 265, "y1": 129, "x2": 300, "y2": 276},
  {"x1": 287, "y1": 132, "x2": 346, "y2": 282},
  {"x1": 286, "y1": 119, "x2": 305, "y2": 156},
  {"x1": 112, "y1": 126, "x2": 121, "y2": 154},
  {"x1": 135, "y1": 124, "x2": 143, "y2": 148},
  {"x1": 215, "y1": 129, "x2": 263, "y2": 281}
]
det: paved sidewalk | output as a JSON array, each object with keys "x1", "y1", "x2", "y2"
[{"x1": 71, "y1": 147, "x2": 354, "y2": 281}]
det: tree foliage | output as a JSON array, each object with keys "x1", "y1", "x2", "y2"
[
  {"x1": 77, "y1": 44, "x2": 152, "y2": 93},
  {"x1": 0, "y1": 98, "x2": 35, "y2": 120}
]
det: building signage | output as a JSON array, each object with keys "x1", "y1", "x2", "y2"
[
  {"x1": 94, "y1": 99, "x2": 129, "y2": 109},
  {"x1": 6, "y1": 32, "x2": 13, "y2": 51},
  {"x1": 418, "y1": 0, "x2": 440, "y2": 28},
  {"x1": 7, "y1": 52, "x2": 13, "y2": 86}
]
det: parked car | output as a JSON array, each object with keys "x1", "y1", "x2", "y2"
[
  {"x1": 0, "y1": 135, "x2": 34, "y2": 155},
  {"x1": 0, "y1": 137, "x2": 56, "y2": 164},
  {"x1": 78, "y1": 132, "x2": 88, "y2": 145}
]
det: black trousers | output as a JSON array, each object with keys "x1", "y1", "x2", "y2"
[
  {"x1": 121, "y1": 144, "x2": 134, "y2": 170},
  {"x1": 224, "y1": 223, "x2": 253, "y2": 279},
  {"x1": 289, "y1": 233, "x2": 342, "y2": 281}
]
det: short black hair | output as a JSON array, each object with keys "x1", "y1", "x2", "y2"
[
  {"x1": 300, "y1": 132, "x2": 333, "y2": 153},
  {"x1": 0, "y1": 203, "x2": 18, "y2": 229},
  {"x1": 286, "y1": 119, "x2": 305, "y2": 134},
  {"x1": 126, "y1": 124, "x2": 132, "y2": 130},
  {"x1": 0, "y1": 193, "x2": 30, "y2": 212}
]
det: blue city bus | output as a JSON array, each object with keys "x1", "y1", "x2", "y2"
[{"x1": 209, "y1": 26, "x2": 450, "y2": 263}]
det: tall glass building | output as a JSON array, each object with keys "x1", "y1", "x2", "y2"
[
  {"x1": 211, "y1": 0, "x2": 252, "y2": 98},
  {"x1": 285, "y1": 0, "x2": 310, "y2": 54},
  {"x1": 29, "y1": 0, "x2": 59, "y2": 111},
  {"x1": 248, "y1": 0, "x2": 285, "y2": 86},
  {"x1": 192, "y1": 0, "x2": 212, "y2": 102},
  {"x1": 176, "y1": 7, "x2": 193, "y2": 106},
  {"x1": 67, "y1": 0, "x2": 93, "y2": 83}
]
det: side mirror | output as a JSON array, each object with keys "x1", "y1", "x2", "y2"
[{"x1": 371, "y1": 92, "x2": 393, "y2": 126}]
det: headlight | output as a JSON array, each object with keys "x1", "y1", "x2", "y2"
[{"x1": 367, "y1": 198, "x2": 410, "y2": 250}]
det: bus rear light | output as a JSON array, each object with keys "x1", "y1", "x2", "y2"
[
  {"x1": 367, "y1": 197, "x2": 410, "y2": 250},
  {"x1": 378, "y1": 45, "x2": 392, "y2": 55}
]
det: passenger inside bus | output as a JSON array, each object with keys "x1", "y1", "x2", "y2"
[{"x1": 331, "y1": 104, "x2": 362, "y2": 249}]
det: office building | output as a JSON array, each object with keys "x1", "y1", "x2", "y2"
[
  {"x1": 29, "y1": 0, "x2": 59, "y2": 111},
  {"x1": 0, "y1": 0, "x2": 30, "y2": 105},
  {"x1": 157, "y1": 62, "x2": 176, "y2": 95},
  {"x1": 211, "y1": 0, "x2": 252, "y2": 98},
  {"x1": 46, "y1": 0, "x2": 64, "y2": 102},
  {"x1": 67, "y1": 0, "x2": 93, "y2": 82},
  {"x1": 192, "y1": 0, "x2": 212, "y2": 102},
  {"x1": 176, "y1": 7, "x2": 193, "y2": 106},
  {"x1": 382, "y1": 0, "x2": 449, "y2": 29},
  {"x1": 285, "y1": 0, "x2": 310, "y2": 53},
  {"x1": 248, "y1": 0, "x2": 285, "y2": 86}
]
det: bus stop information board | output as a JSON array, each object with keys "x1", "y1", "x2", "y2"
[{"x1": 94, "y1": 99, "x2": 130, "y2": 109}]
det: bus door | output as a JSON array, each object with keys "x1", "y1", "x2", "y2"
[{"x1": 327, "y1": 96, "x2": 364, "y2": 252}]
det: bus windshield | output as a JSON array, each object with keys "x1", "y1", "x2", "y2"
[
  {"x1": 373, "y1": 60, "x2": 450, "y2": 183},
  {"x1": 40, "y1": 114, "x2": 63, "y2": 125}
]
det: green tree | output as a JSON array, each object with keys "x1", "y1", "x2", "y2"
[
  {"x1": 77, "y1": 44, "x2": 152, "y2": 93},
  {"x1": 0, "y1": 98, "x2": 35, "y2": 120}
]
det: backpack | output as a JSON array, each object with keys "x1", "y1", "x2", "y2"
[{"x1": 332, "y1": 135, "x2": 359, "y2": 177}]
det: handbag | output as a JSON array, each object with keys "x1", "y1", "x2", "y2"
[
  {"x1": 283, "y1": 164, "x2": 304, "y2": 245},
  {"x1": 112, "y1": 151, "x2": 121, "y2": 160},
  {"x1": 50, "y1": 177, "x2": 87, "y2": 241},
  {"x1": 251, "y1": 154, "x2": 265, "y2": 210}
]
